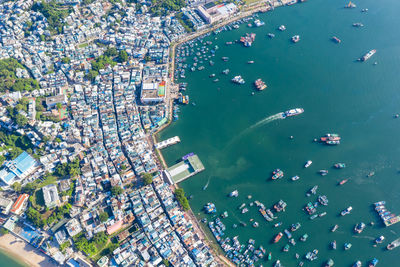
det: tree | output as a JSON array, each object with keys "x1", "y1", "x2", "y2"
[
  {"x1": 118, "y1": 50, "x2": 128, "y2": 63},
  {"x1": 61, "y1": 57, "x2": 71, "y2": 64},
  {"x1": 22, "y1": 182, "x2": 38, "y2": 194},
  {"x1": 162, "y1": 259, "x2": 170, "y2": 266},
  {"x1": 15, "y1": 114, "x2": 28, "y2": 127},
  {"x1": 111, "y1": 186, "x2": 123, "y2": 196},
  {"x1": 11, "y1": 182, "x2": 21, "y2": 193},
  {"x1": 0, "y1": 228, "x2": 8, "y2": 236},
  {"x1": 142, "y1": 173, "x2": 153, "y2": 185},
  {"x1": 99, "y1": 212, "x2": 109, "y2": 222},
  {"x1": 104, "y1": 47, "x2": 118, "y2": 57},
  {"x1": 56, "y1": 103, "x2": 62, "y2": 110},
  {"x1": 174, "y1": 188, "x2": 190, "y2": 211},
  {"x1": 120, "y1": 164, "x2": 127, "y2": 170},
  {"x1": 26, "y1": 207, "x2": 46, "y2": 227}
]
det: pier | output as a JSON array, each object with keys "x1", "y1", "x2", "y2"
[
  {"x1": 155, "y1": 136, "x2": 181, "y2": 150},
  {"x1": 164, "y1": 154, "x2": 205, "y2": 184}
]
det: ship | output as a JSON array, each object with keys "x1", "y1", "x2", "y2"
[
  {"x1": 332, "y1": 36, "x2": 341, "y2": 43},
  {"x1": 360, "y1": 49, "x2": 376, "y2": 61},
  {"x1": 229, "y1": 190, "x2": 238, "y2": 197},
  {"x1": 304, "y1": 160, "x2": 312, "y2": 168},
  {"x1": 283, "y1": 108, "x2": 304, "y2": 118},
  {"x1": 341, "y1": 206, "x2": 353, "y2": 216},
  {"x1": 387, "y1": 237, "x2": 400, "y2": 250},
  {"x1": 271, "y1": 169, "x2": 284, "y2": 180},
  {"x1": 231, "y1": 75, "x2": 245, "y2": 84},
  {"x1": 278, "y1": 25, "x2": 286, "y2": 31},
  {"x1": 273, "y1": 232, "x2": 283, "y2": 243},
  {"x1": 291, "y1": 35, "x2": 300, "y2": 43}
]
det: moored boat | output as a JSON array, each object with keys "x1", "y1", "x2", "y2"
[
  {"x1": 271, "y1": 169, "x2": 284, "y2": 180},
  {"x1": 387, "y1": 237, "x2": 400, "y2": 250},
  {"x1": 273, "y1": 232, "x2": 283, "y2": 243},
  {"x1": 291, "y1": 35, "x2": 300, "y2": 43},
  {"x1": 368, "y1": 258, "x2": 378, "y2": 267},
  {"x1": 229, "y1": 190, "x2": 238, "y2": 197},
  {"x1": 331, "y1": 224, "x2": 339, "y2": 232},
  {"x1": 354, "y1": 222, "x2": 366, "y2": 233},
  {"x1": 339, "y1": 178, "x2": 349, "y2": 185},
  {"x1": 334, "y1": 163, "x2": 346, "y2": 169},
  {"x1": 341, "y1": 206, "x2": 353, "y2": 216},
  {"x1": 304, "y1": 160, "x2": 312, "y2": 168},
  {"x1": 332, "y1": 36, "x2": 341, "y2": 43}
]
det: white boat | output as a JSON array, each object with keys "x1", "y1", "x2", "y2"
[
  {"x1": 291, "y1": 175, "x2": 300, "y2": 181},
  {"x1": 229, "y1": 190, "x2": 239, "y2": 197},
  {"x1": 304, "y1": 160, "x2": 312, "y2": 168},
  {"x1": 283, "y1": 108, "x2": 304, "y2": 118},
  {"x1": 291, "y1": 35, "x2": 300, "y2": 43},
  {"x1": 278, "y1": 25, "x2": 286, "y2": 31}
]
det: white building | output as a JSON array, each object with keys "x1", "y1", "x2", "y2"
[{"x1": 42, "y1": 184, "x2": 60, "y2": 209}]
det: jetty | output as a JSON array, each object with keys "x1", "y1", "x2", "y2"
[
  {"x1": 155, "y1": 136, "x2": 181, "y2": 150},
  {"x1": 164, "y1": 154, "x2": 205, "y2": 184}
]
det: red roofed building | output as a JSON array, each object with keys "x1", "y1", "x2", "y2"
[
  {"x1": 10, "y1": 193, "x2": 29, "y2": 215},
  {"x1": 106, "y1": 220, "x2": 123, "y2": 235}
]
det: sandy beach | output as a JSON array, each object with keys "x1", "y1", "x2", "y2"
[{"x1": 0, "y1": 233, "x2": 55, "y2": 267}]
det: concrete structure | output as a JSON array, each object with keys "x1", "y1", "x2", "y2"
[
  {"x1": 65, "y1": 218, "x2": 83, "y2": 237},
  {"x1": 155, "y1": 136, "x2": 181, "y2": 150},
  {"x1": 0, "y1": 152, "x2": 38, "y2": 186},
  {"x1": 197, "y1": 3, "x2": 238, "y2": 24},
  {"x1": 165, "y1": 154, "x2": 205, "y2": 184},
  {"x1": 42, "y1": 184, "x2": 60, "y2": 209},
  {"x1": 45, "y1": 94, "x2": 67, "y2": 110},
  {"x1": 0, "y1": 196, "x2": 13, "y2": 215}
]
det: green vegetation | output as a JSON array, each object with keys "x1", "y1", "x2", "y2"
[
  {"x1": 142, "y1": 173, "x2": 153, "y2": 185},
  {"x1": 61, "y1": 57, "x2": 71, "y2": 64},
  {"x1": 174, "y1": 188, "x2": 190, "y2": 211},
  {"x1": 111, "y1": 186, "x2": 123, "y2": 196},
  {"x1": 0, "y1": 58, "x2": 39, "y2": 92},
  {"x1": 55, "y1": 158, "x2": 81, "y2": 178},
  {"x1": 149, "y1": 0, "x2": 186, "y2": 16},
  {"x1": 162, "y1": 259, "x2": 170, "y2": 266},
  {"x1": 46, "y1": 203, "x2": 71, "y2": 225},
  {"x1": 0, "y1": 128, "x2": 32, "y2": 162},
  {"x1": 32, "y1": 1, "x2": 73, "y2": 34},
  {"x1": 60, "y1": 241, "x2": 71, "y2": 252},
  {"x1": 11, "y1": 182, "x2": 21, "y2": 193},
  {"x1": 176, "y1": 13, "x2": 194, "y2": 32},
  {"x1": 0, "y1": 228, "x2": 8, "y2": 235},
  {"x1": 99, "y1": 211, "x2": 109, "y2": 222},
  {"x1": 118, "y1": 50, "x2": 128, "y2": 63},
  {"x1": 75, "y1": 232, "x2": 109, "y2": 257},
  {"x1": 26, "y1": 207, "x2": 46, "y2": 227}
]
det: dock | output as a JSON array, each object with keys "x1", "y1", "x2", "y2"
[
  {"x1": 164, "y1": 154, "x2": 205, "y2": 184},
  {"x1": 155, "y1": 136, "x2": 181, "y2": 150}
]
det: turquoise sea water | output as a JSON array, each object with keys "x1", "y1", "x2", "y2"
[
  {"x1": 160, "y1": 0, "x2": 400, "y2": 265},
  {"x1": 0, "y1": 249, "x2": 25, "y2": 267}
]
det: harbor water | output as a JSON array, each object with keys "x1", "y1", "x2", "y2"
[{"x1": 160, "y1": 0, "x2": 400, "y2": 265}]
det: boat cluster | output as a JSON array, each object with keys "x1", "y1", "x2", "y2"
[
  {"x1": 319, "y1": 133, "x2": 341, "y2": 145},
  {"x1": 374, "y1": 201, "x2": 400, "y2": 227},
  {"x1": 240, "y1": 33, "x2": 256, "y2": 47},
  {"x1": 254, "y1": 78, "x2": 267, "y2": 91}
]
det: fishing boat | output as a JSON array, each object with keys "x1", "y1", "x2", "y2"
[
  {"x1": 204, "y1": 203, "x2": 217, "y2": 214},
  {"x1": 284, "y1": 229, "x2": 292, "y2": 239},
  {"x1": 283, "y1": 108, "x2": 304, "y2": 118},
  {"x1": 221, "y1": 211, "x2": 228, "y2": 218},
  {"x1": 282, "y1": 244, "x2": 290, "y2": 252},
  {"x1": 325, "y1": 259, "x2": 334, "y2": 267},
  {"x1": 354, "y1": 222, "x2": 366, "y2": 233},
  {"x1": 306, "y1": 185, "x2": 318, "y2": 196},
  {"x1": 254, "y1": 19, "x2": 265, "y2": 27},
  {"x1": 353, "y1": 261, "x2": 362, "y2": 267},
  {"x1": 268, "y1": 252, "x2": 272, "y2": 261},
  {"x1": 271, "y1": 169, "x2": 284, "y2": 180},
  {"x1": 291, "y1": 175, "x2": 300, "y2": 181},
  {"x1": 375, "y1": 236, "x2": 385, "y2": 244},
  {"x1": 387, "y1": 237, "x2": 400, "y2": 250},
  {"x1": 318, "y1": 195, "x2": 329, "y2": 206},
  {"x1": 278, "y1": 25, "x2": 286, "y2": 31},
  {"x1": 247, "y1": 60, "x2": 254, "y2": 64},
  {"x1": 319, "y1": 212, "x2": 327, "y2": 217},
  {"x1": 369, "y1": 258, "x2": 378, "y2": 267},
  {"x1": 305, "y1": 249, "x2": 318, "y2": 261},
  {"x1": 341, "y1": 206, "x2": 353, "y2": 216},
  {"x1": 353, "y1": 22, "x2": 364, "y2": 27},
  {"x1": 241, "y1": 208, "x2": 249, "y2": 214},
  {"x1": 231, "y1": 75, "x2": 245, "y2": 84},
  {"x1": 332, "y1": 36, "x2": 341, "y2": 43},
  {"x1": 345, "y1": 1, "x2": 356, "y2": 8},
  {"x1": 304, "y1": 160, "x2": 312, "y2": 168},
  {"x1": 239, "y1": 203, "x2": 246, "y2": 209},
  {"x1": 289, "y1": 238, "x2": 296, "y2": 246},
  {"x1": 291, "y1": 35, "x2": 300, "y2": 43},
  {"x1": 360, "y1": 49, "x2": 376, "y2": 61},
  {"x1": 331, "y1": 224, "x2": 339, "y2": 232},
  {"x1": 291, "y1": 222, "x2": 301, "y2": 231},
  {"x1": 229, "y1": 190, "x2": 238, "y2": 197},
  {"x1": 367, "y1": 171, "x2": 375, "y2": 177},
  {"x1": 222, "y1": 69, "x2": 230, "y2": 74},
  {"x1": 274, "y1": 260, "x2": 282, "y2": 267},
  {"x1": 319, "y1": 170, "x2": 328, "y2": 176},
  {"x1": 274, "y1": 222, "x2": 282, "y2": 227},
  {"x1": 273, "y1": 232, "x2": 283, "y2": 243},
  {"x1": 254, "y1": 78, "x2": 267, "y2": 90},
  {"x1": 334, "y1": 163, "x2": 346, "y2": 169},
  {"x1": 300, "y1": 234, "x2": 308, "y2": 242},
  {"x1": 267, "y1": 33, "x2": 275, "y2": 38},
  {"x1": 252, "y1": 221, "x2": 259, "y2": 228},
  {"x1": 344, "y1": 242, "x2": 352, "y2": 250},
  {"x1": 310, "y1": 214, "x2": 318, "y2": 220},
  {"x1": 339, "y1": 178, "x2": 349, "y2": 185},
  {"x1": 331, "y1": 240, "x2": 337, "y2": 250}
]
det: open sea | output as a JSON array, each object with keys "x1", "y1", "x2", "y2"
[{"x1": 160, "y1": 0, "x2": 400, "y2": 266}]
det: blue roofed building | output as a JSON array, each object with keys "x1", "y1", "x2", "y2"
[{"x1": 0, "y1": 152, "x2": 38, "y2": 186}]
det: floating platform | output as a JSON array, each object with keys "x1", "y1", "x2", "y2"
[
  {"x1": 155, "y1": 136, "x2": 181, "y2": 150},
  {"x1": 165, "y1": 154, "x2": 205, "y2": 184}
]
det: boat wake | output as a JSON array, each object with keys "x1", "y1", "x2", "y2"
[
  {"x1": 203, "y1": 177, "x2": 211, "y2": 190},
  {"x1": 249, "y1": 112, "x2": 285, "y2": 129}
]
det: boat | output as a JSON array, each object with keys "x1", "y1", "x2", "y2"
[
  {"x1": 209, "y1": 74, "x2": 215, "y2": 78},
  {"x1": 319, "y1": 212, "x2": 327, "y2": 217},
  {"x1": 274, "y1": 222, "x2": 282, "y2": 227},
  {"x1": 353, "y1": 22, "x2": 364, "y2": 27},
  {"x1": 354, "y1": 222, "x2": 366, "y2": 233},
  {"x1": 291, "y1": 222, "x2": 301, "y2": 231},
  {"x1": 326, "y1": 140, "x2": 340, "y2": 145},
  {"x1": 334, "y1": 163, "x2": 346, "y2": 169},
  {"x1": 360, "y1": 49, "x2": 376, "y2": 61},
  {"x1": 283, "y1": 108, "x2": 304, "y2": 118},
  {"x1": 252, "y1": 221, "x2": 259, "y2": 228},
  {"x1": 241, "y1": 208, "x2": 249, "y2": 214},
  {"x1": 289, "y1": 238, "x2": 296, "y2": 246},
  {"x1": 222, "y1": 69, "x2": 230, "y2": 75},
  {"x1": 178, "y1": 95, "x2": 189, "y2": 104},
  {"x1": 274, "y1": 260, "x2": 282, "y2": 267},
  {"x1": 254, "y1": 78, "x2": 267, "y2": 91},
  {"x1": 204, "y1": 203, "x2": 217, "y2": 214},
  {"x1": 319, "y1": 170, "x2": 329, "y2": 176},
  {"x1": 278, "y1": 25, "x2": 286, "y2": 31},
  {"x1": 307, "y1": 185, "x2": 318, "y2": 196},
  {"x1": 344, "y1": 243, "x2": 352, "y2": 250},
  {"x1": 341, "y1": 206, "x2": 353, "y2": 216},
  {"x1": 268, "y1": 33, "x2": 275, "y2": 38},
  {"x1": 231, "y1": 75, "x2": 245, "y2": 84},
  {"x1": 300, "y1": 234, "x2": 308, "y2": 242},
  {"x1": 273, "y1": 232, "x2": 283, "y2": 243},
  {"x1": 247, "y1": 60, "x2": 254, "y2": 64},
  {"x1": 274, "y1": 200, "x2": 287, "y2": 212},
  {"x1": 239, "y1": 203, "x2": 246, "y2": 209},
  {"x1": 221, "y1": 211, "x2": 228, "y2": 218},
  {"x1": 310, "y1": 214, "x2": 318, "y2": 220},
  {"x1": 331, "y1": 240, "x2": 337, "y2": 250},
  {"x1": 368, "y1": 258, "x2": 378, "y2": 267},
  {"x1": 213, "y1": 79, "x2": 219, "y2": 82},
  {"x1": 268, "y1": 252, "x2": 272, "y2": 261},
  {"x1": 284, "y1": 229, "x2": 292, "y2": 239},
  {"x1": 325, "y1": 259, "x2": 334, "y2": 267},
  {"x1": 240, "y1": 33, "x2": 256, "y2": 47},
  {"x1": 353, "y1": 261, "x2": 362, "y2": 267},
  {"x1": 362, "y1": 8, "x2": 368, "y2": 12},
  {"x1": 345, "y1": 1, "x2": 356, "y2": 8},
  {"x1": 305, "y1": 249, "x2": 318, "y2": 261},
  {"x1": 271, "y1": 169, "x2": 284, "y2": 180},
  {"x1": 367, "y1": 171, "x2": 375, "y2": 177},
  {"x1": 387, "y1": 237, "x2": 400, "y2": 250},
  {"x1": 304, "y1": 160, "x2": 312, "y2": 168},
  {"x1": 339, "y1": 178, "x2": 349, "y2": 185},
  {"x1": 291, "y1": 175, "x2": 300, "y2": 181},
  {"x1": 331, "y1": 224, "x2": 339, "y2": 232},
  {"x1": 282, "y1": 244, "x2": 290, "y2": 252},
  {"x1": 229, "y1": 190, "x2": 238, "y2": 197},
  {"x1": 375, "y1": 236, "x2": 385, "y2": 244},
  {"x1": 318, "y1": 195, "x2": 329, "y2": 206},
  {"x1": 291, "y1": 35, "x2": 300, "y2": 43},
  {"x1": 254, "y1": 19, "x2": 265, "y2": 27},
  {"x1": 332, "y1": 36, "x2": 341, "y2": 43},
  {"x1": 221, "y1": 57, "x2": 229, "y2": 61}
]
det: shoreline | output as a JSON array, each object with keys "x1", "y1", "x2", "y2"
[
  {"x1": 153, "y1": 1, "x2": 279, "y2": 266},
  {"x1": 0, "y1": 233, "x2": 55, "y2": 267}
]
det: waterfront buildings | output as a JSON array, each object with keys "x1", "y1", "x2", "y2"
[{"x1": 0, "y1": 152, "x2": 38, "y2": 186}]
